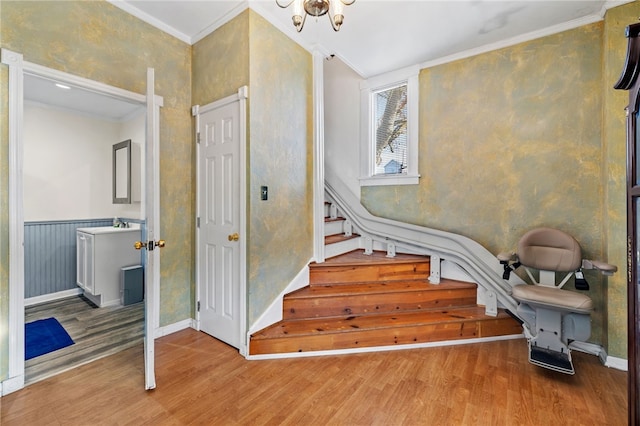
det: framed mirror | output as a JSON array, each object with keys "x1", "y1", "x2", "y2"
[{"x1": 113, "y1": 139, "x2": 131, "y2": 204}]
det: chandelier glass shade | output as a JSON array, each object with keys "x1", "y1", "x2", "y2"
[{"x1": 276, "y1": 0, "x2": 355, "y2": 32}]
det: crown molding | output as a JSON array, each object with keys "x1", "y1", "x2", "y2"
[
  {"x1": 191, "y1": 1, "x2": 250, "y2": 44},
  {"x1": 107, "y1": 0, "x2": 192, "y2": 44},
  {"x1": 420, "y1": 6, "x2": 628, "y2": 71}
]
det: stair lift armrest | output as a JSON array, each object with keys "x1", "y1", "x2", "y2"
[
  {"x1": 497, "y1": 252, "x2": 517, "y2": 263},
  {"x1": 581, "y1": 259, "x2": 618, "y2": 276},
  {"x1": 498, "y1": 252, "x2": 519, "y2": 280}
]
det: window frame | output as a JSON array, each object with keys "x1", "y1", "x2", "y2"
[{"x1": 359, "y1": 66, "x2": 420, "y2": 187}]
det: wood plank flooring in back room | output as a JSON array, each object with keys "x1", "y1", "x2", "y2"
[
  {"x1": 24, "y1": 295, "x2": 144, "y2": 384},
  {"x1": 1, "y1": 328, "x2": 628, "y2": 425}
]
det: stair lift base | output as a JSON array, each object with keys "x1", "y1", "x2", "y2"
[
  {"x1": 523, "y1": 306, "x2": 574, "y2": 374},
  {"x1": 517, "y1": 295, "x2": 592, "y2": 375}
]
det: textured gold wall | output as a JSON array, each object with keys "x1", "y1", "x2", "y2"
[
  {"x1": 0, "y1": 1, "x2": 194, "y2": 379},
  {"x1": 247, "y1": 11, "x2": 313, "y2": 324},
  {"x1": 192, "y1": 10, "x2": 250, "y2": 106},
  {"x1": 362, "y1": 23, "x2": 610, "y2": 345}
]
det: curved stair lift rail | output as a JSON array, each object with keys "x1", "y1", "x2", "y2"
[{"x1": 324, "y1": 170, "x2": 523, "y2": 317}]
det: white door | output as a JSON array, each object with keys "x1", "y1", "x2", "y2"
[
  {"x1": 196, "y1": 89, "x2": 247, "y2": 351},
  {"x1": 142, "y1": 68, "x2": 163, "y2": 389}
]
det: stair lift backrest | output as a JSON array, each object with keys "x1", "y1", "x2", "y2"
[
  {"x1": 516, "y1": 227, "x2": 582, "y2": 288},
  {"x1": 517, "y1": 228, "x2": 582, "y2": 272}
]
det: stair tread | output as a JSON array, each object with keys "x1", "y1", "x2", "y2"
[
  {"x1": 324, "y1": 234, "x2": 360, "y2": 244},
  {"x1": 325, "y1": 216, "x2": 346, "y2": 223},
  {"x1": 313, "y1": 250, "x2": 429, "y2": 268},
  {"x1": 287, "y1": 279, "x2": 476, "y2": 299},
  {"x1": 310, "y1": 250, "x2": 431, "y2": 285},
  {"x1": 252, "y1": 306, "x2": 512, "y2": 339}
]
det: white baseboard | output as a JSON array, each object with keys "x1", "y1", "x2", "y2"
[
  {"x1": 568, "y1": 341, "x2": 628, "y2": 371},
  {"x1": 154, "y1": 318, "x2": 193, "y2": 338},
  {"x1": 605, "y1": 355, "x2": 628, "y2": 371},
  {"x1": 247, "y1": 263, "x2": 311, "y2": 335},
  {"x1": 24, "y1": 288, "x2": 83, "y2": 307},
  {"x1": 246, "y1": 333, "x2": 524, "y2": 361},
  {"x1": 1, "y1": 374, "x2": 25, "y2": 396},
  {"x1": 569, "y1": 340, "x2": 605, "y2": 359}
]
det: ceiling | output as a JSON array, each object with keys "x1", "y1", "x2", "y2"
[
  {"x1": 112, "y1": 0, "x2": 631, "y2": 78},
  {"x1": 24, "y1": 74, "x2": 144, "y2": 122},
  {"x1": 25, "y1": 0, "x2": 631, "y2": 119}
]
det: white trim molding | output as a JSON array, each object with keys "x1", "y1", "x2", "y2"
[
  {"x1": 155, "y1": 318, "x2": 193, "y2": 338},
  {"x1": 420, "y1": 11, "x2": 614, "y2": 71},
  {"x1": 24, "y1": 289, "x2": 83, "y2": 307},
  {"x1": 193, "y1": 86, "x2": 249, "y2": 357},
  {"x1": 359, "y1": 66, "x2": 420, "y2": 187},
  {"x1": 564, "y1": 340, "x2": 628, "y2": 372},
  {"x1": 246, "y1": 263, "x2": 311, "y2": 343},
  {"x1": 1, "y1": 47, "x2": 26, "y2": 395},
  {"x1": 247, "y1": 334, "x2": 524, "y2": 361},
  {"x1": 605, "y1": 356, "x2": 628, "y2": 372},
  {"x1": 190, "y1": 2, "x2": 249, "y2": 45},
  {"x1": 313, "y1": 50, "x2": 326, "y2": 264},
  {"x1": 1, "y1": 375, "x2": 25, "y2": 396},
  {"x1": 1, "y1": 47, "x2": 157, "y2": 395},
  {"x1": 107, "y1": 1, "x2": 191, "y2": 44}
]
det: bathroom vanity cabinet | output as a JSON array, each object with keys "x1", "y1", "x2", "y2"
[{"x1": 76, "y1": 226, "x2": 141, "y2": 307}]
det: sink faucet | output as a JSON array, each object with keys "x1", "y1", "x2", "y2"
[{"x1": 113, "y1": 218, "x2": 129, "y2": 228}]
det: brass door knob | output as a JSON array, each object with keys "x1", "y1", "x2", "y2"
[
  {"x1": 135, "y1": 240, "x2": 165, "y2": 250},
  {"x1": 228, "y1": 233, "x2": 239, "y2": 242}
]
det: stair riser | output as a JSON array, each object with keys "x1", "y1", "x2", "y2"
[
  {"x1": 324, "y1": 220, "x2": 344, "y2": 236},
  {"x1": 250, "y1": 318, "x2": 521, "y2": 355},
  {"x1": 283, "y1": 288, "x2": 477, "y2": 319},
  {"x1": 310, "y1": 262, "x2": 430, "y2": 286},
  {"x1": 324, "y1": 203, "x2": 332, "y2": 218},
  {"x1": 324, "y1": 238, "x2": 362, "y2": 259}
]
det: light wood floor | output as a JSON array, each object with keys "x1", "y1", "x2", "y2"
[
  {"x1": 1, "y1": 329, "x2": 627, "y2": 425},
  {"x1": 24, "y1": 295, "x2": 144, "y2": 384}
]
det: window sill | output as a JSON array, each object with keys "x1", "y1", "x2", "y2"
[{"x1": 359, "y1": 174, "x2": 420, "y2": 187}]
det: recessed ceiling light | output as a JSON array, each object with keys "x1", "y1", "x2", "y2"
[{"x1": 55, "y1": 83, "x2": 71, "y2": 90}]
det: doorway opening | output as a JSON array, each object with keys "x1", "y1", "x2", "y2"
[
  {"x1": 22, "y1": 73, "x2": 146, "y2": 384},
  {"x1": 1, "y1": 48, "x2": 161, "y2": 394}
]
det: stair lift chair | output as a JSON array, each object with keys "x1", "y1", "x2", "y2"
[{"x1": 497, "y1": 227, "x2": 617, "y2": 374}]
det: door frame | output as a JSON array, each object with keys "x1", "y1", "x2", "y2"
[
  {"x1": 614, "y1": 22, "x2": 640, "y2": 425},
  {"x1": 193, "y1": 87, "x2": 248, "y2": 356},
  {"x1": 0, "y1": 48, "x2": 162, "y2": 394}
]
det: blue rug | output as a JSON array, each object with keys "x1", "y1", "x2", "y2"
[{"x1": 25, "y1": 317, "x2": 74, "y2": 361}]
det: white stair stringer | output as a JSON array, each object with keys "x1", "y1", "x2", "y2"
[{"x1": 324, "y1": 169, "x2": 524, "y2": 318}]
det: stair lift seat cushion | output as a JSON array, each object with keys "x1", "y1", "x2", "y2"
[
  {"x1": 517, "y1": 227, "x2": 582, "y2": 272},
  {"x1": 512, "y1": 284, "x2": 593, "y2": 314}
]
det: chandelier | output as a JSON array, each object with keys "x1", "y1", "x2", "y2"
[{"x1": 276, "y1": 0, "x2": 356, "y2": 32}]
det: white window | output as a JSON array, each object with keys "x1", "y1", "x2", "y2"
[{"x1": 360, "y1": 67, "x2": 419, "y2": 186}]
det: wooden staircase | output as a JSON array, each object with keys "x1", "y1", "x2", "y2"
[{"x1": 249, "y1": 250, "x2": 522, "y2": 356}]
